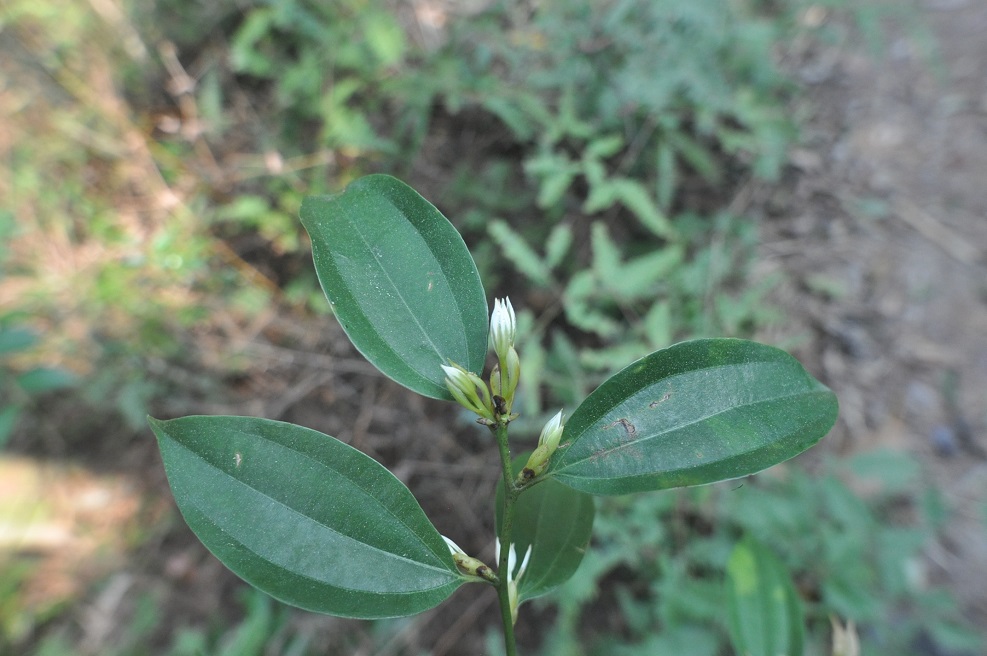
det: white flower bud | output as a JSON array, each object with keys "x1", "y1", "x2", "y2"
[
  {"x1": 518, "y1": 410, "x2": 565, "y2": 484},
  {"x1": 537, "y1": 409, "x2": 565, "y2": 451},
  {"x1": 490, "y1": 297, "x2": 516, "y2": 361}
]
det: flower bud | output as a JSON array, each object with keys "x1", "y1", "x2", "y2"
[
  {"x1": 490, "y1": 297, "x2": 516, "y2": 361},
  {"x1": 537, "y1": 409, "x2": 564, "y2": 451},
  {"x1": 442, "y1": 363, "x2": 495, "y2": 421},
  {"x1": 489, "y1": 363, "x2": 502, "y2": 398},
  {"x1": 502, "y1": 346, "x2": 520, "y2": 409},
  {"x1": 518, "y1": 410, "x2": 565, "y2": 484},
  {"x1": 442, "y1": 536, "x2": 498, "y2": 584}
]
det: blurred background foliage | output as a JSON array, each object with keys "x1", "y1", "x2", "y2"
[{"x1": 0, "y1": 0, "x2": 981, "y2": 654}]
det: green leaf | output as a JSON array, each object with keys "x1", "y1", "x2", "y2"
[
  {"x1": 489, "y1": 219, "x2": 553, "y2": 287},
  {"x1": 584, "y1": 134, "x2": 624, "y2": 159},
  {"x1": 300, "y1": 175, "x2": 487, "y2": 400},
  {"x1": 726, "y1": 537, "x2": 805, "y2": 656},
  {"x1": 495, "y1": 454, "x2": 594, "y2": 602},
  {"x1": 619, "y1": 245, "x2": 684, "y2": 298},
  {"x1": 546, "y1": 339, "x2": 838, "y2": 495},
  {"x1": 0, "y1": 405, "x2": 19, "y2": 449},
  {"x1": 544, "y1": 224, "x2": 573, "y2": 270},
  {"x1": 0, "y1": 327, "x2": 38, "y2": 355},
  {"x1": 590, "y1": 222, "x2": 622, "y2": 287},
  {"x1": 609, "y1": 178, "x2": 677, "y2": 239},
  {"x1": 16, "y1": 367, "x2": 77, "y2": 394},
  {"x1": 563, "y1": 271, "x2": 621, "y2": 339},
  {"x1": 643, "y1": 301, "x2": 673, "y2": 348},
  {"x1": 666, "y1": 130, "x2": 722, "y2": 183},
  {"x1": 149, "y1": 415, "x2": 465, "y2": 618}
]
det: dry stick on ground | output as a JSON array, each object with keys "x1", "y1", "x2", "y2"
[{"x1": 892, "y1": 197, "x2": 983, "y2": 267}]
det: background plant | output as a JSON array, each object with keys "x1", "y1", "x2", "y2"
[{"x1": 535, "y1": 449, "x2": 982, "y2": 656}]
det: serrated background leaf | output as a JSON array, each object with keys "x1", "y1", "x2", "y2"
[
  {"x1": 150, "y1": 415, "x2": 465, "y2": 618},
  {"x1": 300, "y1": 175, "x2": 487, "y2": 399},
  {"x1": 546, "y1": 339, "x2": 838, "y2": 495}
]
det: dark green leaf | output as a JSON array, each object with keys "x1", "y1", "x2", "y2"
[
  {"x1": 0, "y1": 327, "x2": 38, "y2": 355},
  {"x1": 489, "y1": 219, "x2": 552, "y2": 287},
  {"x1": 16, "y1": 367, "x2": 77, "y2": 394},
  {"x1": 543, "y1": 224, "x2": 573, "y2": 270},
  {"x1": 546, "y1": 339, "x2": 838, "y2": 495},
  {"x1": 495, "y1": 454, "x2": 594, "y2": 602},
  {"x1": 149, "y1": 415, "x2": 465, "y2": 618},
  {"x1": 726, "y1": 537, "x2": 805, "y2": 656},
  {"x1": 300, "y1": 175, "x2": 487, "y2": 399}
]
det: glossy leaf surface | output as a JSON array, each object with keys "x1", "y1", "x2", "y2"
[
  {"x1": 495, "y1": 454, "x2": 594, "y2": 601},
  {"x1": 150, "y1": 415, "x2": 465, "y2": 618},
  {"x1": 546, "y1": 339, "x2": 838, "y2": 495},
  {"x1": 300, "y1": 175, "x2": 488, "y2": 399},
  {"x1": 726, "y1": 537, "x2": 805, "y2": 656}
]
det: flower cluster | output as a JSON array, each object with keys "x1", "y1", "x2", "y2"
[
  {"x1": 441, "y1": 363, "x2": 495, "y2": 422},
  {"x1": 442, "y1": 297, "x2": 520, "y2": 425},
  {"x1": 489, "y1": 298, "x2": 520, "y2": 419}
]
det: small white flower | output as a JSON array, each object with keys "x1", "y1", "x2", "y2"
[
  {"x1": 496, "y1": 538, "x2": 532, "y2": 625},
  {"x1": 490, "y1": 297, "x2": 516, "y2": 361}
]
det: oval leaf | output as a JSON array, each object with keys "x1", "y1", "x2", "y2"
[
  {"x1": 149, "y1": 415, "x2": 465, "y2": 618},
  {"x1": 495, "y1": 454, "x2": 595, "y2": 602},
  {"x1": 546, "y1": 339, "x2": 838, "y2": 495},
  {"x1": 726, "y1": 537, "x2": 805, "y2": 656},
  {"x1": 300, "y1": 175, "x2": 487, "y2": 399}
]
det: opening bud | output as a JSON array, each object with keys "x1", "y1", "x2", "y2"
[
  {"x1": 496, "y1": 539, "x2": 532, "y2": 626},
  {"x1": 442, "y1": 536, "x2": 498, "y2": 584}
]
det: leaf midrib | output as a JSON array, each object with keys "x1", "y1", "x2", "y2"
[{"x1": 339, "y1": 198, "x2": 468, "y2": 372}]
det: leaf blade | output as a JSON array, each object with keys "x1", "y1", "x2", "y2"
[
  {"x1": 546, "y1": 339, "x2": 838, "y2": 495},
  {"x1": 300, "y1": 175, "x2": 487, "y2": 399},
  {"x1": 150, "y1": 415, "x2": 465, "y2": 618},
  {"x1": 495, "y1": 454, "x2": 595, "y2": 602},
  {"x1": 726, "y1": 537, "x2": 805, "y2": 656}
]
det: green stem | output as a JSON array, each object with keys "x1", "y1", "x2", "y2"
[{"x1": 494, "y1": 422, "x2": 519, "y2": 656}]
